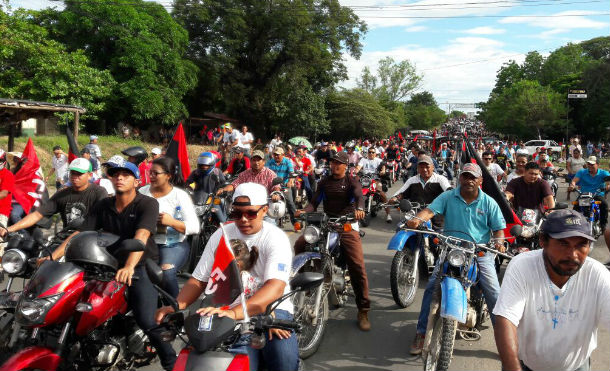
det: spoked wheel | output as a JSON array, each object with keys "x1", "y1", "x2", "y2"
[
  {"x1": 424, "y1": 316, "x2": 457, "y2": 371},
  {"x1": 293, "y1": 284, "x2": 329, "y2": 359},
  {"x1": 390, "y1": 249, "x2": 419, "y2": 308}
]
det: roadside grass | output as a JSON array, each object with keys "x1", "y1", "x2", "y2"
[{"x1": 0, "y1": 135, "x2": 214, "y2": 176}]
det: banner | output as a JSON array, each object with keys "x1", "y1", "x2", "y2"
[
  {"x1": 165, "y1": 122, "x2": 191, "y2": 184},
  {"x1": 13, "y1": 138, "x2": 48, "y2": 213}
]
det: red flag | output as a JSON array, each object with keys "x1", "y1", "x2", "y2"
[
  {"x1": 66, "y1": 127, "x2": 80, "y2": 162},
  {"x1": 413, "y1": 134, "x2": 419, "y2": 142},
  {"x1": 398, "y1": 132, "x2": 404, "y2": 141},
  {"x1": 203, "y1": 224, "x2": 243, "y2": 307},
  {"x1": 13, "y1": 138, "x2": 49, "y2": 213},
  {"x1": 165, "y1": 122, "x2": 191, "y2": 184},
  {"x1": 433, "y1": 129, "x2": 437, "y2": 152}
]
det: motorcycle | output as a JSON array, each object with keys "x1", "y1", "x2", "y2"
[
  {"x1": 542, "y1": 168, "x2": 563, "y2": 198},
  {"x1": 360, "y1": 174, "x2": 385, "y2": 228},
  {"x1": 387, "y1": 200, "x2": 435, "y2": 308},
  {"x1": 420, "y1": 227, "x2": 519, "y2": 371},
  {"x1": 147, "y1": 259, "x2": 323, "y2": 371},
  {"x1": 0, "y1": 232, "x2": 156, "y2": 371},
  {"x1": 573, "y1": 186, "x2": 608, "y2": 241},
  {"x1": 187, "y1": 190, "x2": 226, "y2": 272},
  {"x1": 291, "y1": 213, "x2": 363, "y2": 359},
  {"x1": 386, "y1": 159, "x2": 399, "y2": 186}
]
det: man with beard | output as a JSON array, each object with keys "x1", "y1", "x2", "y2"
[{"x1": 493, "y1": 209, "x2": 610, "y2": 371}]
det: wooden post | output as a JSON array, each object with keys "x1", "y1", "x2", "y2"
[
  {"x1": 8, "y1": 123, "x2": 15, "y2": 152},
  {"x1": 74, "y1": 111, "x2": 80, "y2": 139}
]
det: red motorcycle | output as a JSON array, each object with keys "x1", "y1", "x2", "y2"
[
  {"x1": 0, "y1": 231, "x2": 156, "y2": 371},
  {"x1": 360, "y1": 174, "x2": 385, "y2": 227},
  {"x1": 146, "y1": 260, "x2": 323, "y2": 371}
]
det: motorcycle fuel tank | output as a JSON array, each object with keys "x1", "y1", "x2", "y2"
[{"x1": 75, "y1": 280, "x2": 129, "y2": 336}]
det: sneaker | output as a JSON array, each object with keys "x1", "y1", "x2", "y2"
[
  {"x1": 410, "y1": 333, "x2": 425, "y2": 355},
  {"x1": 386, "y1": 214, "x2": 392, "y2": 223},
  {"x1": 357, "y1": 310, "x2": 371, "y2": 331}
]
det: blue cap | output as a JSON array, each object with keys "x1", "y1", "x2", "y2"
[
  {"x1": 541, "y1": 209, "x2": 595, "y2": 242},
  {"x1": 107, "y1": 161, "x2": 140, "y2": 179}
]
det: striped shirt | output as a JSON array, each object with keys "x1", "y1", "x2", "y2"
[
  {"x1": 266, "y1": 157, "x2": 294, "y2": 183},
  {"x1": 231, "y1": 167, "x2": 279, "y2": 193}
]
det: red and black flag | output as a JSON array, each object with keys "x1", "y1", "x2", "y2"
[
  {"x1": 433, "y1": 129, "x2": 437, "y2": 152},
  {"x1": 202, "y1": 224, "x2": 243, "y2": 308},
  {"x1": 461, "y1": 137, "x2": 522, "y2": 242},
  {"x1": 66, "y1": 126, "x2": 80, "y2": 162},
  {"x1": 165, "y1": 122, "x2": 191, "y2": 185},
  {"x1": 13, "y1": 138, "x2": 49, "y2": 214}
]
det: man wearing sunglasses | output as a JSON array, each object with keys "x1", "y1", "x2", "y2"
[
  {"x1": 295, "y1": 152, "x2": 372, "y2": 331},
  {"x1": 482, "y1": 151, "x2": 506, "y2": 183},
  {"x1": 157, "y1": 183, "x2": 298, "y2": 371}
]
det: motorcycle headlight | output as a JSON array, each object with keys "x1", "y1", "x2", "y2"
[
  {"x1": 521, "y1": 225, "x2": 536, "y2": 239},
  {"x1": 194, "y1": 205, "x2": 205, "y2": 216},
  {"x1": 1, "y1": 249, "x2": 27, "y2": 274},
  {"x1": 361, "y1": 178, "x2": 371, "y2": 188},
  {"x1": 303, "y1": 226, "x2": 321, "y2": 244},
  {"x1": 578, "y1": 198, "x2": 590, "y2": 207},
  {"x1": 447, "y1": 250, "x2": 466, "y2": 267},
  {"x1": 17, "y1": 293, "x2": 63, "y2": 325}
]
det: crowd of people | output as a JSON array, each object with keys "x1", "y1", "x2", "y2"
[{"x1": 0, "y1": 117, "x2": 610, "y2": 371}]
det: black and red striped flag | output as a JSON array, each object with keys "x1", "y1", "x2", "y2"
[
  {"x1": 66, "y1": 126, "x2": 80, "y2": 162},
  {"x1": 165, "y1": 122, "x2": 191, "y2": 185},
  {"x1": 462, "y1": 136, "x2": 521, "y2": 242},
  {"x1": 202, "y1": 224, "x2": 243, "y2": 307}
]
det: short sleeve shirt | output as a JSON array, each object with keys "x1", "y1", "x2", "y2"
[
  {"x1": 428, "y1": 187, "x2": 506, "y2": 244},
  {"x1": 575, "y1": 168, "x2": 610, "y2": 195},
  {"x1": 358, "y1": 157, "x2": 382, "y2": 175},
  {"x1": 506, "y1": 177, "x2": 553, "y2": 213},
  {"x1": 52, "y1": 154, "x2": 69, "y2": 180},
  {"x1": 35, "y1": 184, "x2": 108, "y2": 226},
  {"x1": 80, "y1": 193, "x2": 159, "y2": 266}
]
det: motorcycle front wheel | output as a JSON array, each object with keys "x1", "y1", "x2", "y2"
[
  {"x1": 424, "y1": 317, "x2": 457, "y2": 371},
  {"x1": 390, "y1": 249, "x2": 419, "y2": 308},
  {"x1": 294, "y1": 283, "x2": 329, "y2": 359}
]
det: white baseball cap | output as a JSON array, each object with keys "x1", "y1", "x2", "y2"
[
  {"x1": 232, "y1": 183, "x2": 268, "y2": 206},
  {"x1": 151, "y1": 147, "x2": 162, "y2": 155},
  {"x1": 69, "y1": 158, "x2": 92, "y2": 173}
]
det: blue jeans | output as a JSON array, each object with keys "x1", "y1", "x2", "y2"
[
  {"x1": 129, "y1": 265, "x2": 177, "y2": 370},
  {"x1": 158, "y1": 240, "x2": 190, "y2": 298},
  {"x1": 9, "y1": 203, "x2": 25, "y2": 225},
  {"x1": 229, "y1": 309, "x2": 299, "y2": 371},
  {"x1": 416, "y1": 252, "x2": 500, "y2": 334}
]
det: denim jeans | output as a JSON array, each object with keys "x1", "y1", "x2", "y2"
[
  {"x1": 416, "y1": 252, "x2": 500, "y2": 334},
  {"x1": 9, "y1": 203, "x2": 25, "y2": 225},
  {"x1": 213, "y1": 206, "x2": 227, "y2": 223},
  {"x1": 129, "y1": 265, "x2": 177, "y2": 371},
  {"x1": 229, "y1": 309, "x2": 299, "y2": 371},
  {"x1": 158, "y1": 240, "x2": 190, "y2": 298}
]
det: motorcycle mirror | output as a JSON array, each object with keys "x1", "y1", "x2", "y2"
[
  {"x1": 399, "y1": 199, "x2": 412, "y2": 212},
  {"x1": 510, "y1": 225, "x2": 522, "y2": 237},
  {"x1": 272, "y1": 177, "x2": 284, "y2": 186},
  {"x1": 554, "y1": 202, "x2": 569, "y2": 210},
  {"x1": 145, "y1": 258, "x2": 164, "y2": 286},
  {"x1": 289, "y1": 272, "x2": 324, "y2": 291}
]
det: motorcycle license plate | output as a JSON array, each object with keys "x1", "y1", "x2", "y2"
[
  {"x1": 579, "y1": 199, "x2": 591, "y2": 207},
  {"x1": 198, "y1": 315, "x2": 213, "y2": 332}
]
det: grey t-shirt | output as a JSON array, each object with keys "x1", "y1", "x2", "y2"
[{"x1": 568, "y1": 156, "x2": 586, "y2": 175}]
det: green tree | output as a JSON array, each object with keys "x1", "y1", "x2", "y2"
[
  {"x1": 449, "y1": 110, "x2": 465, "y2": 118},
  {"x1": 0, "y1": 8, "x2": 114, "y2": 121},
  {"x1": 173, "y1": 0, "x2": 366, "y2": 137},
  {"x1": 491, "y1": 60, "x2": 523, "y2": 95},
  {"x1": 403, "y1": 91, "x2": 446, "y2": 130},
  {"x1": 37, "y1": 0, "x2": 198, "y2": 125},
  {"x1": 326, "y1": 89, "x2": 394, "y2": 140},
  {"x1": 522, "y1": 51, "x2": 544, "y2": 81},
  {"x1": 357, "y1": 56, "x2": 422, "y2": 104},
  {"x1": 481, "y1": 80, "x2": 565, "y2": 138},
  {"x1": 539, "y1": 43, "x2": 592, "y2": 87}
]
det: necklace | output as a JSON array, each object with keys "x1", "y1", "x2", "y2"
[{"x1": 545, "y1": 274, "x2": 571, "y2": 329}]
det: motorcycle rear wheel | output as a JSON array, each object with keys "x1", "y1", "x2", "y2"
[
  {"x1": 424, "y1": 317, "x2": 457, "y2": 371},
  {"x1": 390, "y1": 249, "x2": 418, "y2": 308},
  {"x1": 294, "y1": 285, "x2": 329, "y2": 359}
]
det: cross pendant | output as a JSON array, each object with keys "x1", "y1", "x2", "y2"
[{"x1": 552, "y1": 317, "x2": 558, "y2": 329}]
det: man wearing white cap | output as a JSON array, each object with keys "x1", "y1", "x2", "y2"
[
  {"x1": 84, "y1": 135, "x2": 102, "y2": 163},
  {"x1": 0, "y1": 158, "x2": 107, "y2": 239},
  {"x1": 568, "y1": 155, "x2": 610, "y2": 231},
  {"x1": 155, "y1": 183, "x2": 298, "y2": 371}
]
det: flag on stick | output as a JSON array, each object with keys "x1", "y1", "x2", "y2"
[{"x1": 165, "y1": 122, "x2": 191, "y2": 184}]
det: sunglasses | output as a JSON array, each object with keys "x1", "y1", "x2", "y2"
[
  {"x1": 228, "y1": 205, "x2": 265, "y2": 220},
  {"x1": 483, "y1": 157, "x2": 493, "y2": 160},
  {"x1": 148, "y1": 170, "x2": 167, "y2": 176},
  {"x1": 368, "y1": 151, "x2": 376, "y2": 154}
]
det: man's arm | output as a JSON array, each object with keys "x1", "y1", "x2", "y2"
[
  {"x1": 115, "y1": 228, "x2": 149, "y2": 285},
  {"x1": 230, "y1": 279, "x2": 286, "y2": 319},
  {"x1": 543, "y1": 194, "x2": 555, "y2": 210},
  {"x1": 0, "y1": 190, "x2": 9, "y2": 201},
  {"x1": 406, "y1": 208, "x2": 435, "y2": 228},
  {"x1": 504, "y1": 191, "x2": 514, "y2": 202},
  {"x1": 569, "y1": 175, "x2": 580, "y2": 189},
  {"x1": 4, "y1": 211, "x2": 45, "y2": 235},
  {"x1": 494, "y1": 316, "x2": 522, "y2": 371}
]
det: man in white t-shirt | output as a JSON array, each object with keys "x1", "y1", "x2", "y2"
[
  {"x1": 47, "y1": 145, "x2": 69, "y2": 189},
  {"x1": 155, "y1": 182, "x2": 298, "y2": 371},
  {"x1": 239, "y1": 125, "x2": 254, "y2": 156},
  {"x1": 482, "y1": 151, "x2": 505, "y2": 182},
  {"x1": 493, "y1": 209, "x2": 610, "y2": 371},
  {"x1": 355, "y1": 148, "x2": 383, "y2": 176}
]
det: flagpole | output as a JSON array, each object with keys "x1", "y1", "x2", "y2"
[{"x1": 219, "y1": 223, "x2": 250, "y2": 327}]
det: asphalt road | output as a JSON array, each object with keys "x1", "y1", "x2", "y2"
[{"x1": 3, "y1": 176, "x2": 609, "y2": 371}]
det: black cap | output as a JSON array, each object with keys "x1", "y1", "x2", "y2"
[
  {"x1": 331, "y1": 151, "x2": 349, "y2": 164},
  {"x1": 541, "y1": 209, "x2": 595, "y2": 241}
]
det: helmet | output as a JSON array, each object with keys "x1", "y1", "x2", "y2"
[
  {"x1": 346, "y1": 141, "x2": 355, "y2": 148},
  {"x1": 267, "y1": 193, "x2": 286, "y2": 219},
  {"x1": 197, "y1": 152, "x2": 216, "y2": 175},
  {"x1": 121, "y1": 146, "x2": 148, "y2": 166},
  {"x1": 65, "y1": 231, "x2": 121, "y2": 272}
]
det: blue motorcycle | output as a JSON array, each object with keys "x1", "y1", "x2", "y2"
[
  {"x1": 387, "y1": 200, "x2": 436, "y2": 308},
  {"x1": 418, "y1": 227, "x2": 518, "y2": 371},
  {"x1": 573, "y1": 187, "x2": 607, "y2": 241}
]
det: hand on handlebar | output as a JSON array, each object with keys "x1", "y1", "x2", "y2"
[
  {"x1": 406, "y1": 218, "x2": 421, "y2": 229},
  {"x1": 196, "y1": 306, "x2": 237, "y2": 320},
  {"x1": 155, "y1": 306, "x2": 175, "y2": 324},
  {"x1": 494, "y1": 242, "x2": 506, "y2": 253},
  {"x1": 354, "y1": 210, "x2": 365, "y2": 220},
  {"x1": 272, "y1": 194, "x2": 281, "y2": 202},
  {"x1": 269, "y1": 328, "x2": 292, "y2": 340}
]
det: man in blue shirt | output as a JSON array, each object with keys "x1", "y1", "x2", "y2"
[
  {"x1": 568, "y1": 155, "x2": 610, "y2": 230},
  {"x1": 406, "y1": 162, "x2": 506, "y2": 355},
  {"x1": 266, "y1": 146, "x2": 297, "y2": 225}
]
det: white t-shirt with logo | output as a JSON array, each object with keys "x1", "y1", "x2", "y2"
[
  {"x1": 493, "y1": 250, "x2": 610, "y2": 371},
  {"x1": 192, "y1": 221, "x2": 293, "y2": 313},
  {"x1": 239, "y1": 132, "x2": 254, "y2": 150},
  {"x1": 358, "y1": 157, "x2": 383, "y2": 175},
  {"x1": 487, "y1": 163, "x2": 505, "y2": 180}
]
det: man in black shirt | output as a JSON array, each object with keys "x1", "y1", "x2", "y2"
[
  {"x1": 0, "y1": 158, "x2": 107, "y2": 238},
  {"x1": 314, "y1": 142, "x2": 334, "y2": 163},
  {"x1": 51, "y1": 162, "x2": 176, "y2": 371}
]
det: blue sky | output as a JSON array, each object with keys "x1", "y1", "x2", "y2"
[{"x1": 8, "y1": 0, "x2": 610, "y2": 111}]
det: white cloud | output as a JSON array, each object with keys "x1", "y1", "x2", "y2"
[
  {"x1": 340, "y1": 36, "x2": 525, "y2": 108},
  {"x1": 499, "y1": 10, "x2": 607, "y2": 30},
  {"x1": 405, "y1": 26, "x2": 428, "y2": 32},
  {"x1": 463, "y1": 26, "x2": 506, "y2": 35}
]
